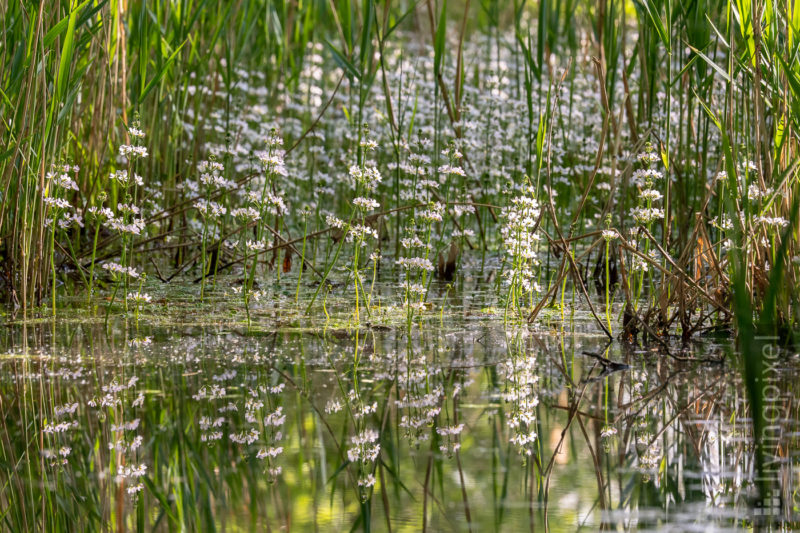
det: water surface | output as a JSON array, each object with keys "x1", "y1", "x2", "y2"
[{"x1": 1, "y1": 272, "x2": 797, "y2": 531}]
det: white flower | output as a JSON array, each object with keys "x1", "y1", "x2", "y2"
[
  {"x1": 741, "y1": 160, "x2": 758, "y2": 172},
  {"x1": 639, "y1": 188, "x2": 662, "y2": 202},
  {"x1": 401, "y1": 236, "x2": 424, "y2": 249},
  {"x1": 325, "y1": 400, "x2": 343, "y2": 414},
  {"x1": 110, "y1": 169, "x2": 144, "y2": 187},
  {"x1": 360, "y1": 138, "x2": 378, "y2": 151},
  {"x1": 748, "y1": 183, "x2": 766, "y2": 201},
  {"x1": 126, "y1": 483, "x2": 144, "y2": 495},
  {"x1": 325, "y1": 214, "x2": 346, "y2": 229},
  {"x1": 757, "y1": 216, "x2": 788, "y2": 229},
  {"x1": 630, "y1": 207, "x2": 665, "y2": 225},
  {"x1": 600, "y1": 426, "x2": 617, "y2": 439},
  {"x1": 245, "y1": 240, "x2": 265, "y2": 253},
  {"x1": 128, "y1": 293, "x2": 152, "y2": 304},
  {"x1": 401, "y1": 282, "x2": 426, "y2": 296},
  {"x1": 264, "y1": 406, "x2": 286, "y2": 427},
  {"x1": 353, "y1": 196, "x2": 379, "y2": 211},
  {"x1": 435, "y1": 424, "x2": 465, "y2": 436},
  {"x1": 119, "y1": 145, "x2": 148, "y2": 159},
  {"x1": 54, "y1": 403, "x2": 79, "y2": 417},
  {"x1": 256, "y1": 446, "x2": 283, "y2": 459},
  {"x1": 501, "y1": 192, "x2": 542, "y2": 287},
  {"x1": 102, "y1": 263, "x2": 139, "y2": 278},
  {"x1": 396, "y1": 257, "x2": 434, "y2": 272},
  {"x1": 438, "y1": 164, "x2": 466, "y2": 177},
  {"x1": 264, "y1": 192, "x2": 288, "y2": 215},
  {"x1": 419, "y1": 202, "x2": 445, "y2": 223},
  {"x1": 231, "y1": 207, "x2": 260, "y2": 221},
  {"x1": 637, "y1": 149, "x2": 660, "y2": 165},
  {"x1": 712, "y1": 214, "x2": 733, "y2": 231},
  {"x1": 632, "y1": 168, "x2": 663, "y2": 186},
  {"x1": 347, "y1": 224, "x2": 378, "y2": 244},
  {"x1": 195, "y1": 199, "x2": 227, "y2": 218},
  {"x1": 43, "y1": 197, "x2": 71, "y2": 210},
  {"x1": 51, "y1": 172, "x2": 79, "y2": 190},
  {"x1": 87, "y1": 206, "x2": 114, "y2": 220},
  {"x1": 132, "y1": 392, "x2": 145, "y2": 407},
  {"x1": 349, "y1": 165, "x2": 382, "y2": 191},
  {"x1": 358, "y1": 474, "x2": 376, "y2": 487}
]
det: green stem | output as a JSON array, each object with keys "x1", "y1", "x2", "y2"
[
  {"x1": 605, "y1": 240, "x2": 612, "y2": 334},
  {"x1": 88, "y1": 220, "x2": 100, "y2": 306},
  {"x1": 295, "y1": 216, "x2": 308, "y2": 304},
  {"x1": 50, "y1": 218, "x2": 56, "y2": 316}
]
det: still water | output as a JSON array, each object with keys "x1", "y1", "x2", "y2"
[{"x1": 1, "y1": 273, "x2": 797, "y2": 531}]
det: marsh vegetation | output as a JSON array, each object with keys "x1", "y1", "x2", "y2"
[{"x1": 0, "y1": 0, "x2": 799, "y2": 530}]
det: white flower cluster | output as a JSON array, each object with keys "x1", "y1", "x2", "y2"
[
  {"x1": 102, "y1": 262, "x2": 140, "y2": 278},
  {"x1": 346, "y1": 224, "x2": 378, "y2": 245},
  {"x1": 501, "y1": 193, "x2": 541, "y2": 261},
  {"x1": 105, "y1": 213, "x2": 146, "y2": 235},
  {"x1": 325, "y1": 214, "x2": 346, "y2": 229},
  {"x1": 498, "y1": 339, "x2": 540, "y2": 456},
  {"x1": 401, "y1": 282, "x2": 425, "y2": 297},
  {"x1": 119, "y1": 144, "x2": 148, "y2": 159},
  {"x1": 353, "y1": 196, "x2": 379, "y2": 211},
  {"x1": 630, "y1": 206, "x2": 665, "y2": 225},
  {"x1": 630, "y1": 249, "x2": 658, "y2": 273},
  {"x1": 263, "y1": 191, "x2": 288, "y2": 215},
  {"x1": 198, "y1": 160, "x2": 235, "y2": 190},
  {"x1": 195, "y1": 199, "x2": 227, "y2": 218},
  {"x1": 437, "y1": 164, "x2": 466, "y2": 177},
  {"x1": 116, "y1": 463, "x2": 147, "y2": 498},
  {"x1": 353, "y1": 402, "x2": 377, "y2": 419},
  {"x1": 230, "y1": 427, "x2": 260, "y2": 445},
  {"x1": 44, "y1": 197, "x2": 72, "y2": 210},
  {"x1": 244, "y1": 240, "x2": 265, "y2": 253},
  {"x1": 127, "y1": 292, "x2": 152, "y2": 304},
  {"x1": 436, "y1": 423, "x2": 464, "y2": 456},
  {"x1": 256, "y1": 446, "x2": 283, "y2": 459},
  {"x1": 54, "y1": 402, "x2": 79, "y2": 417},
  {"x1": 231, "y1": 206, "x2": 260, "y2": 221},
  {"x1": 400, "y1": 235, "x2": 425, "y2": 249},
  {"x1": 600, "y1": 426, "x2": 617, "y2": 439},
  {"x1": 349, "y1": 164, "x2": 382, "y2": 191},
  {"x1": 418, "y1": 202, "x2": 444, "y2": 223},
  {"x1": 57, "y1": 211, "x2": 83, "y2": 229},
  {"x1": 602, "y1": 229, "x2": 618, "y2": 241},
  {"x1": 632, "y1": 168, "x2": 663, "y2": 187},
  {"x1": 49, "y1": 172, "x2": 79, "y2": 190},
  {"x1": 396, "y1": 257, "x2": 434, "y2": 272},
  {"x1": 110, "y1": 169, "x2": 144, "y2": 187},
  {"x1": 257, "y1": 151, "x2": 288, "y2": 177},
  {"x1": 192, "y1": 384, "x2": 227, "y2": 401},
  {"x1": 44, "y1": 421, "x2": 79, "y2": 434},
  {"x1": 87, "y1": 206, "x2": 114, "y2": 220},
  {"x1": 347, "y1": 428, "x2": 380, "y2": 489},
  {"x1": 501, "y1": 191, "x2": 542, "y2": 297},
  {"x1": 397, "y1": 383, "x2": 443, "y2": 446},
  {"x1": 325, "y1": 399, "x2": 343, "y2": 413},
  {"x1": 757, "y1": 216, "x2": 789, "y2": 229},
  {"x1": 640, "y1": 188, "x2": 662, "y2": 202}
]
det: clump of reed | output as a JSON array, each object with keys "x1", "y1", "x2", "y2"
[{"x1": 0, "y1": 0, "x2": 797, "y2": 348}]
